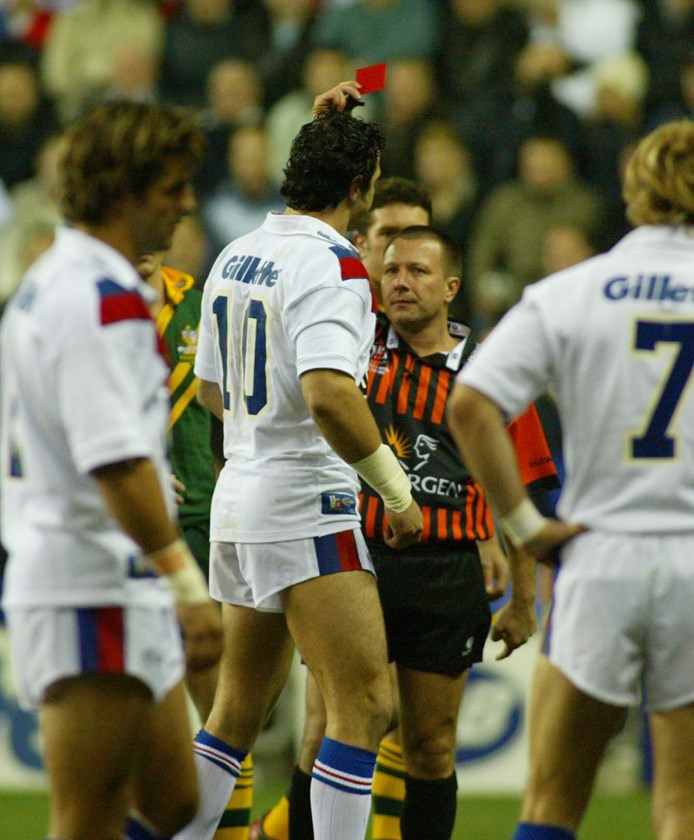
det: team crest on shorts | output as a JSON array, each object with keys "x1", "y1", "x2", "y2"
[{"x1": 321, "y1": 492, "x2": 357, "y2": 515}]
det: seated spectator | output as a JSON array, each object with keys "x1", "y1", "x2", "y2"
[
  {"x1": 312, "y1": 0, "x2": 439, "y2": 66},
  {"x1": 0, "y1": 130, "x2": 67, "y2": 304},
  {"x1": 0, "y1": 43, "x2": 60, "y2": 190},
  {"x1": 520, "y1": 0, "x2": 642, "y2": 118},
  {"x1": 412, "y1": 119, "x2": 480, "y2": 321},
  {"x1": 101, "y1": 40, "x2": 160, "y2": 104},
  {"x1": 376, "y1": 58, "x2": 443, "y2": 179},
  {"x1": 637, "y1": 0, "x2": 694, "y2": 125},
  {"x1": 158, "y1": 0, "x2": 269, "y2": 109},
  {"x1": 256, "y1": 0, "x2": 318, "y2": 109},
  {"x1": 40, "y1": 0, "x2": 164, "y2": 123},
  {"x1": 201, "y1": 124, "x2": 284, "y2": 263},
  {"x1": 467, "y1": 135, "x2": 604, "y2": 329},
  {"x1": 438, "y1": 0, "x2": 530, "y2": 118},
  {"x1": 582, "y1": 52, "x2": 649, "y2": 247},
  {"x1": 0, "y1": 0, "x2": 56, "y2": 49},
  {"x1": 196, "y1": 58, "x2": 264, "y2": 199},
  {"x1": 540, "y1": 222, "x2": 598, "y2": 276},
  {"x1": 646, "y1": 48, "x2": 694, "y2": 128}
]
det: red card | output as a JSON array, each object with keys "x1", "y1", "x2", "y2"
[{"x1": 356, "y1": 63, "x2": 387, "y2": 95}]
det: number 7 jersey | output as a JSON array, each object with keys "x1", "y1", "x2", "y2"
[
  {"x1": 459, "y1": 225, "x2": 694, "y2": 532},
  {"x1": 195, "y1": 212, "x2": 376, "y2": 543}
]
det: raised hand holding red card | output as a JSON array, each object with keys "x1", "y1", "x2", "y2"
[{"x1": 356, "y1": 62, "x2": 387, "y2": 95}]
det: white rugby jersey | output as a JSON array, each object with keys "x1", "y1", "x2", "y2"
[
  {"x1": 1, "y1": 227, "x2": 175, "y2": 607},
  {"x1": 460, "y1": 225, "x2": 694, "y2": 533},
  {"x1": 195, "y1": 212, "x2": 376, "y2": 541}
]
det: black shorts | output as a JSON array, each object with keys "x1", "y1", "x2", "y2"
[{"x1": 369, "y1": 540, "x2": 491, "y2": 677}]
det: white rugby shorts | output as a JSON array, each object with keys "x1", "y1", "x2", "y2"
[
  {"x1": 209, "y1": 527, "x2": 375, "y2": 612},
  {"x1": 5, "y1": 603, "x2": 185, "y2": 710},
  {"x1": 544, "y1": 531, "x2": 694, "y2": 712}
]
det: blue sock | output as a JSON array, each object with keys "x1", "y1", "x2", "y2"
[
  {"x1": 311, "y1": 737, "x2": 377, "y2": 840},
  {"x1": 513, "y1": 823, "x2": 576, "y2": 840}
]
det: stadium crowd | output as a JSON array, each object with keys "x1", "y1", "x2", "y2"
[{"x1": 2, "y1": 0, "x2": 694, "y2": 330}]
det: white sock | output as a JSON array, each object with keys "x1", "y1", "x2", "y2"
[
  {"x1": 173, "y1": 729, "x2": 247, "y2": 840},
  {"x1": 311, "y1": 737, "x2": 377, "y2": 840}
]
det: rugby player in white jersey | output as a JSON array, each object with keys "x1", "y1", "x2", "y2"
[
  {"x1": 447, "y1": 119, "x2": 694, "y2": 840},
  {"x1": 0, "y1": 101, "x2": 223, "y2": 840},
  {"x1": 174, "y1": 83, "x2": 423, "y2": 840}
]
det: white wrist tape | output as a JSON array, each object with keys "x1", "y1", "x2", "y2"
[
  {"x1": 501, "y1": 498, "x2": 548, "y2": 549},
  {"x1": 351, "y1": 443, "x2": 412, "y2": 513},
  {"x1": 149, "y1": 539, "x2": 209, "y2": 605}
]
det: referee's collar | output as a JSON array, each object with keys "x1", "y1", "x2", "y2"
[{"x1": 386, "y1": 321, "x2": 471, "y2": 371}]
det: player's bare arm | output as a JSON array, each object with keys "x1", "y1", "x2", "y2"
[
  {"x1": 447, "y1": 384, "x2": 584, "y2": 564},
  {"x1": 91, "y1": 458, "x2": 223, "y2": 672},
  {"x1": 197, "y1": 377, "x2": 224, "y2": 420},
  {"x1": 301, "y1": 368, "x2": 423, "y2": 547}
]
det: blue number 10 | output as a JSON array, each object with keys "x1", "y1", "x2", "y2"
[{"x1": 213, "y1": 294, "x2": 269, "y2": 416}]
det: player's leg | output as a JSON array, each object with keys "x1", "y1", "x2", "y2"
[
  {"x1": 649, "y1": 703, "x2": 694, "y2": 839},
  {"x1": 41, "y1": 673, "x2": 172, "y2": 840},
  {"x1": 175, "y1": 602, "x2": 295, "y2": 840},
  {"x1": 282, "y1": 547, "x2": 393, "y2": 840},
  {"x1": 396, "y1": 667, "x2": 468, "y2": 840},
  {"x1": 513, "y1": 654, "x2": 626, "y2": 838},
  {"x1": 127, "y1": 679, "x2": 200, "y2": 837}
]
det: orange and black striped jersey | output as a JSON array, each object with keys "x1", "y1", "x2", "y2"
[{"x1": 361, "y1": 321, "x2": 560, "y2": 545}]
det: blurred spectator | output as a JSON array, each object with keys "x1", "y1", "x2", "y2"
[
  {"x1": 581, "y1": 52, "x2": 648, "y2": 246},
  {"x1": 196, "y1": 58, "x2": 264, "y2": 199},
  {"x1": 158, "y1": 0, "x2": 269, "y2": 109},
  {"x1": 467, "y1": 135, "x2": 604, "y2": 328},
  {"x1": 457, "y1": 41, "x2": 586, "y2": 196},
  {"x1": 256, "y1": 0, "x2": 318, "y2": 108},
  {"x1": 201, "y1": 124, "x2": 284, "y2": 261},
  {"x1": 540, "y1": 222, "x2": 597, "y2": 276},
  {"x1": 376, "y1": 58, "x2": 442, "y2": 179},
  {"x1": 520, "y1": 0, "x2": 642, "y2": 118},
  {"x1": 312, "y1": 0, "x2": 439, "y2": 66},
  {"x1": 0, "y1": 0, "x2": 56, "y2": 49},
  {"x1": 645, "y1": 48, "x2": 694, "y2": 129},
  {"x1": 40, "y1": 0, "x2": 164, "y2": 123},
  {"x1": 265, "y1": 47, "x2": 359, "y2": 185},
  {"x1": 0, "y1": 43, "x2": 60, "y2": 189},
  {"x1": 637, "y1": 0, "x2": 694, "y2": 123},
  {"x1": 412, "y1": 118, "x2": 479, "y2": 320},
  {"x1": 438, "y1": 0, "x2": 530, "y2": 119},
  {"x1": 102, "y1": 40, "x2": 160, "y2": 104},
  {"x1": 0, "y1": 130, "x2": 66, "y2": 304}
]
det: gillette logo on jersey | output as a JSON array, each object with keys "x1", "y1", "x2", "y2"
[
  {"x1": 604, "y1": 274, "x2": 694, "y2": 302},
  {"x1": 222, "y1": 255, "x2": 279, "y2": 287}
]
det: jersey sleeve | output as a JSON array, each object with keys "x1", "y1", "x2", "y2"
[
  {"x1": 53, "y1": 280, "x2": 167, "y2": 474},
  {"x1": 458, "y1": 289, "x2": 553, "y2": 420},
  {"x1": 287, "y1": 248, "x2": 373, "y2": 379}
]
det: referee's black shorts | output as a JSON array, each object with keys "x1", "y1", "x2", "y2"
[{"x1": 369, "y1": 539, "x2": 491, "y2": 677}]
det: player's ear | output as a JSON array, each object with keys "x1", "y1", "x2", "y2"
[{"x1": 349, "y1": 175, "x2": 364, "y2": 203}]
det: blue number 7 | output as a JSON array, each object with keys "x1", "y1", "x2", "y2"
[{"x1": 631, "y1": 320, "x2": 694, "y2": 459}]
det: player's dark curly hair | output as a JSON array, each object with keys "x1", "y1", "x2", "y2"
[
  {"x1": 61, "y1": 100, "x2": 206, "y2": 225},
  {"x1": 281, "y1": 112, "x2": 385, "y2": 212}
]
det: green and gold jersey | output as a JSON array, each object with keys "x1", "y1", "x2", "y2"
[{"x1": 158, "y1": 267, "x2": 215, "y2": 527}]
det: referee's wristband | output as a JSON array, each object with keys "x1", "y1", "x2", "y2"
[
  {"x1": 149, "y1": 539, "x2": 209, "y2": 605},
  {"x1": 351, "y1": 443, "x2": 412, "y2": 513},
  {"x1": 500, "y1": 498, "x2": 548, "y2": 549}
]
